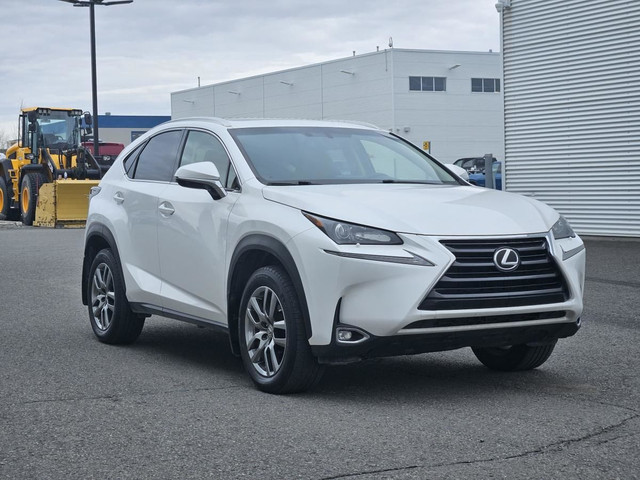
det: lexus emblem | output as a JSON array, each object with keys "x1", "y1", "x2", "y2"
[{"x1": 493, "y1": 247, "x2": 520, "y2": 272}]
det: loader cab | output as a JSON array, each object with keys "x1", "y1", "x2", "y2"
[{"x1": 20, "y1": 108, "x2": 85, "y2": 155}]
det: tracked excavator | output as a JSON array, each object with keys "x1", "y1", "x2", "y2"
[{"x1": 0, "y1": 107, "x2": 102, "y2": 227}]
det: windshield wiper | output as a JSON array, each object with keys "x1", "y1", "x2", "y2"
[
  {"x1": 380, "y1": 179, "x2": 438, "y2": 184},
  {"x1": 267, "y1": 180, "x2": 318, "y2": 186}
]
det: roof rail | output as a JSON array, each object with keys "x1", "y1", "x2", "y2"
[
  {"x1": 168, "y1": 116, "x2": 232, "y2": 127},
  {"x1": 328, "y1": 119, "x2": 381, "y2": 129},
  {"x1": 167, "y1": 117, "x2": 380, "y2": 130}
]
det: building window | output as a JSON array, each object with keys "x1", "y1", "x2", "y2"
[
  {"x1": 409, "y1": 76, "x2": 446, "y2": 92},
  {"x1": 472, "y1": 78, "x2": 501, "y2": 93}
]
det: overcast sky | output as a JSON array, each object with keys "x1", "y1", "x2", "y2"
[{"x1": 0, "y1": 0, "x2": 500, "y2": 138}]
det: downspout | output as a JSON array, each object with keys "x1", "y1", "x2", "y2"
[
  {"x1": 497, "y1": 0, "x2": 509, "y2": 190},
  {"x1": 390, "y1": 48, "x2": 395, "y2": 133}
]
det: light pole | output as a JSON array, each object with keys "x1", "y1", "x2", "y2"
[{"x1": 59, "y1": 0, "x2": 133, "y2": 159}]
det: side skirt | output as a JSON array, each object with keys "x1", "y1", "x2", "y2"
[{"x1": 130, "y1": 302, "x2": 229, "y2": 334}]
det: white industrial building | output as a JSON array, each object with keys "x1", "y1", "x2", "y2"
[
  {"x1": 498, "y1": 0, "x2": 640, "y2": 237},
  {"x1": 171, "y1": 48, "x2": 504, "y2": 164}
]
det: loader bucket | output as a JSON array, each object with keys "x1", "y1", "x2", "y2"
[{"x1": 34, "y1": 179, "x2": 99, "y2": 228}]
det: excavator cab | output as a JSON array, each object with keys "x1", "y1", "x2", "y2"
[{"x1": 0, "y1": 107, "x2": 102, "y2": 226}]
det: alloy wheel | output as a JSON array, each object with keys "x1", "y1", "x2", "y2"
[
  {"x1": 244, "y1": 286, "x2": 287, "y2": 377},
  {"x1": 91, "y1": 262, "x2": 115, "y2": 331}
]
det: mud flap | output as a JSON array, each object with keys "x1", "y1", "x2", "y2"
[{"x1": 34, "y1": 179, "x2": 99, "y2": 227}]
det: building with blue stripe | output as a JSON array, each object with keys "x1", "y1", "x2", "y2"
[{"x1": 93, "y1": 114, "x2": 170, "y2": 145}]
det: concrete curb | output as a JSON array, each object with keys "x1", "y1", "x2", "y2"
[{"x1": 0, "y1": 221, "x2": 24, "y2": 228}]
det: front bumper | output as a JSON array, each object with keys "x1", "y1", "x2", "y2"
[
  {"x1": 288, "y1": 228, "x2": 585, "y2": 357},
  {"x1": 312, "y1": 318, "x2": 581, "y2": 364}
]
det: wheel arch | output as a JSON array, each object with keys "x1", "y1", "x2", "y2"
[
  {"x1": 227, "y1": 234, "x2": 312, "y2": 356},
  {"x1": 82, "y1": 223, "x2": 123, "y2": 306}
]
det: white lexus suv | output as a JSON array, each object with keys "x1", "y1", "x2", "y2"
[{"x1": 82, "y1": 118, "x2": 585, "y2": 393}]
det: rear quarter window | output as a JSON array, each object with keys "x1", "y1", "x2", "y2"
[{"x1": 122, "y1": 142, "x2": 145, "y2": 177}]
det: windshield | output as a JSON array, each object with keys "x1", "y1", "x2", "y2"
[
  {"x1": 38, "y1": 111, "x2": 80, "y2": 149},
  {"x1": 230, "y1": 127, "x2": 459, "y2": 185}
]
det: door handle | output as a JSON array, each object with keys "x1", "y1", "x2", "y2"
[
  {"x1": 113, "y1": 192, "x2": 124, "y2": 204},
  {"x1": 158, "y1": 201, "x2": 175, "y2": 216}
]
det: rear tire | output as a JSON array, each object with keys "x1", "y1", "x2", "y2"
[
  {"x1": 87, "y1": 248, "x2": 144, "y2": 344},
  {"x1": 239, "y1": 265, "x2": 324, "y2": 394},
  {"x1": 20, "y1": 172, "x2": 47, "y2": 226},
  {"x1": 472, "y1": 341, "x2": 557, "y2": 371},
  {"x1": 0, "y1": 177, "x2": 9, "y2": 220}
]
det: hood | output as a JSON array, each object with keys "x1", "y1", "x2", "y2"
[{"x1": 262, "y1": 183, "x2": 559, "y2": 236}]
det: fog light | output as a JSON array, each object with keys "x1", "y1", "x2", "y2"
[
  {"x1": 337, "y1": 330, "x2": 353, "y2": 341},
  {"x1": 336, "y1": 327, "x2": 369, "y2": 345}
]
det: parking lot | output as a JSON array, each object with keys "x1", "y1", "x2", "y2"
[{"x1": 0, "y1": 225, "x2": 638, "y2": 479}]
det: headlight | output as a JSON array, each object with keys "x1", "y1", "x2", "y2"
[
  {"x1": 551, "y1": 215, "x2": 576, "y2": 240},
  {"x1": 303, "y1": 212, "x2": 402, "y2": 245}
]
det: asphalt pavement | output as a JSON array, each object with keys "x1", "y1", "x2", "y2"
[{"x1": 0, "y1": 226, "x2": 638, "y2": 479}]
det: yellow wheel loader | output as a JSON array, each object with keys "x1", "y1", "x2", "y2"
[{"x1": 0, "y1": 107, "x2": 102, "y2": 227}]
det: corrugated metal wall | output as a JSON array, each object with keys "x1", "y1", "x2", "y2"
[{"x1": 502, "y1": 0, "x2": 640, "y2": 236}]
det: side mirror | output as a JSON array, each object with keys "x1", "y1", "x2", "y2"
[
  {"x1": 444, "y1": 164, "x2": 469, "y2": 181},
  {"x1": 84, "y1": 112, "x2": 93, "y2": 126},
  {"x1": 175, "y1": 162, "x2": 227, "y2": 200}
]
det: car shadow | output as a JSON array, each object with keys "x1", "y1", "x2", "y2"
[
  {"x1": 129, "y1": 317, "x2": 245, "y2": 376},
  {"x1": 124, "y1": 319, "x2": 569, "y2": 402},
  {"x1": 313, "y1": 355, "x2": 562, "y2": 402}
]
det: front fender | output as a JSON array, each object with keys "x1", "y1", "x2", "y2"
[{"x1": 228, "y1": 233, "x2": 312, "y2": 346}]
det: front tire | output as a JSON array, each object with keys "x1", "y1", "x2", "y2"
[
  {"x1": 20, "y1": 172, "x2": 47, "y2": 226},
  {"x1": 472, "y1": 341, "x2": 557, "y2": 371},
  {"x1": 87, "y1": 248, "x2": 144, "y2": 344},
  {"x1": 239, "y1": 265, "x2": 323, "y2": 394}
]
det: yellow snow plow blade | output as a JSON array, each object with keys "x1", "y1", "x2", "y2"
[{"x1": 34, "y1": 179, "x2": 99, "y2": 228}]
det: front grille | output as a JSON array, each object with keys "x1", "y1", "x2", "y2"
[{"x1": 419, "y1": 237, "x2": 569, "y2": 310}]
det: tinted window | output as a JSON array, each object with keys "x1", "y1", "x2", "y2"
[
  {"x1": 133, "y1": 130, "x2": 182, "y2": 181},
  {"x1": 472, "y1": 78, "x2": 500, "y2": 93},
  {"x1": 460, "y1": 159, "x2": 478, "y2": 170},
  {"x1": 410, "y1": 76, "x2": 446, "y2": 92},
  {"x1": 421, "y1": 76, "x2": 434, "y2": 91},
  {"x1": 434, "y1": 77, "x2": 446, "y2": 92},
  {"x1": 180, "y1": 130, "x2": 235, "y2": 188},
  {"x1": 123, "y1": 142, "x2": 145, "y2": 177}
]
